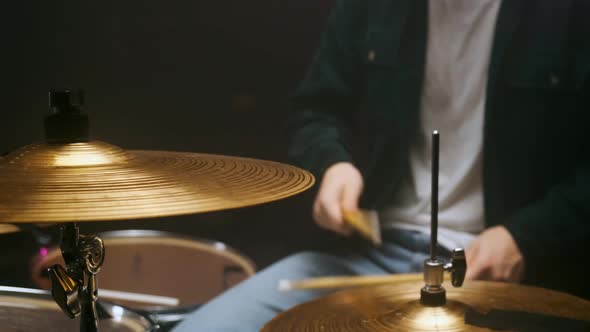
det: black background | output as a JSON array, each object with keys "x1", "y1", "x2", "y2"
[{"x1": 0, "y1": 1, "x2": 343, "y2": 287}]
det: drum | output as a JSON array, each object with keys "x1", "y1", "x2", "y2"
[
  {"x1": 31, "y1": 230, "x2": 256, "y2": 329},
  {"x1": 0, "y1": 285, "x2": 154, "y2": 331}
]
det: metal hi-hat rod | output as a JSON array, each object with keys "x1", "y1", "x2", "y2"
[
  {"x1": 430, "y1": 130, "x2": 439, "y2": 261},
  {"x1": 420, "y1": 130, "x2": 467, "y2": 307}
]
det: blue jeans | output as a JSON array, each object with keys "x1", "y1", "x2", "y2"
[{"x1": 172, "y1": 229, "x2": 445, "y2": 332}]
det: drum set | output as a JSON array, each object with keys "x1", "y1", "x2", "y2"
[
  {"x1": 0, "y1": 90, "x2": 313, "y2": 331},
  {"x1": 1, "y1": 90, "x2": 589, "y2": 332},
  {"x1": 30, "y1": 230, "x2": 256, "y2": 329}
]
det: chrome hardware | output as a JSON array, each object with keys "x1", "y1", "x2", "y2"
[
  {"x1": 49, "y1": 264, "x2": 80, "y2": 318},
  {"x1": 444, "y1": 248, "x2": 467, "y2": 287}
]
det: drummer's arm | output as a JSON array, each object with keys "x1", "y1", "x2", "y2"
[
  {"x1": 287, "y1": 0, "x2": 367, "y2": 178},
  {"x1": 466, "y1": 158, "x2": 590, "y2": 285},
  {"x1": 287, "y1": 1, "x2": 368, "y2": 236},
  {"x1": 467, "y1": 14, "x2": 590, "y2": 285}
]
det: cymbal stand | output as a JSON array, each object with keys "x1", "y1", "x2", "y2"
[
  {"x1": 420, "y1": 131, "x2": 467, "y2": 306},
  {"x1": 42, "y1": 89, "x2": 105, "y2": 331},
  {"x1": 48, "y1": 223, "x2": 105, "y2": 332}
]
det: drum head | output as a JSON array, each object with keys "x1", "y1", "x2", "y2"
[{"x1": 0, "y1": 286, "x2": 153, "y2": 332}]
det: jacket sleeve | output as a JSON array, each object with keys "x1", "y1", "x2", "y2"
[
  {"x1": 503, "y1": 159, "x2": 590, "y2": 286},
  {"x1": 503, "y1": 2, "x2": 590, "y2": 289},
  {"x1": 287, "y1": 0, "x2": 367, "y2": 178}
]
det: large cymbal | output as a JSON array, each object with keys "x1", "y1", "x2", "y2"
[
  {"x1": 0, "y1": 141, "x2": 314, "y2": 223},
  {"x1": 262, "y1": 274, "x2": 590, "y2": 331}
]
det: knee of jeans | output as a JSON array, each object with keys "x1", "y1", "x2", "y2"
[{"x1": 275, "y1": 251, "x2": 328, "y2": 270}]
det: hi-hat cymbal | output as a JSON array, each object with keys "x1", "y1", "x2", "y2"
[
  {"x1": 0, "y1": 141, "x2": 314, "y2": 223},
  {"x1": 262, "y1": 274, "x2": 590, "y2": 331}
]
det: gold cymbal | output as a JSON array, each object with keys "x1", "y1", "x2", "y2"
[
  {"x1": 262, "y1": 274, "x2": 590, "y2": 331},
  {"x1": 0, "y1": 141, "x2": 314, "y2": 223},
  {"x1": 0, "y1": 224, "x2": 53, "y2": 234},
  {"x1": 0, "y1": 224, "x2": 23, "y2": 234}
]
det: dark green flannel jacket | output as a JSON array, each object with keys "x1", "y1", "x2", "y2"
[{"x1": 288, "y1": 0, "x2": 590, "y2": 296}]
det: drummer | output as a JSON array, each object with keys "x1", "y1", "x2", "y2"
[{"x1": 174, "y1": 0, "x2": 589, "y2": 331}]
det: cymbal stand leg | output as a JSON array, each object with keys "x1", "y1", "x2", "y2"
[
  {"x1": 80, "y1": 271, "x2": 99, "y2": 332},
  {"x1": 49, "y1": 223, "x2": 105, "y2": 332}
]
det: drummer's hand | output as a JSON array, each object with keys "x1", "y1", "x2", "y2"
[
  {"x1": 465, "y1": 225, "x2": 525, "y2": 283},
  {"x1": 312, "y1": 162, "x2": 363, "y2": 236}
]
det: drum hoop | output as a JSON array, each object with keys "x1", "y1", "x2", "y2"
[{"x1": 0, "y1": 286, "x2": 50, "y2": 300}]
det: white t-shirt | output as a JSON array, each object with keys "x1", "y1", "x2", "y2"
[{"x1": 380, "y1": 0, "x2": 502, "y2": 250}]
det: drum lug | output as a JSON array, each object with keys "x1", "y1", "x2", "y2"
[{"x1": 48, "y1": 264, "x2": 80, "y2": 318}]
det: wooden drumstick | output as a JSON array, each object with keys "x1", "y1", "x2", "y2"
[
  {"x1": 341, "y1": 209, "x2": 382, "y2": 246},
  {"x1": 278, "y1": 273, "x2": 423, "y2": 291},
  {"x1": 99, "y1": 289, "x2": 180, "y2": 306}
]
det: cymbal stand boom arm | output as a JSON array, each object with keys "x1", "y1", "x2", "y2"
[{"x1": 49, "y1": 223, "x2": 105, "y2": 332}]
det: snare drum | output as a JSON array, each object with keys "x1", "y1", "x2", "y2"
[
  {"x1": 31, "y1": 230, "x2": 255, "y2": 329},
  {"x1": 0, "y1": 285, "x2": 154, "y2": 331}
]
